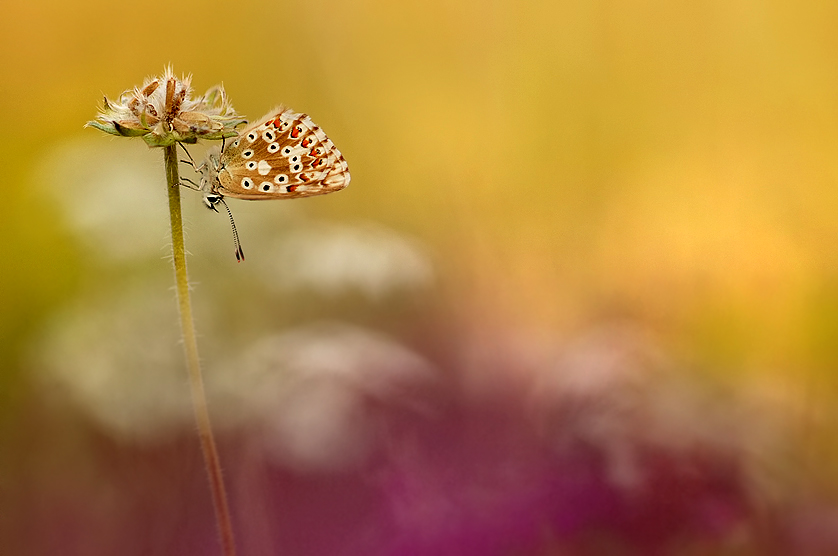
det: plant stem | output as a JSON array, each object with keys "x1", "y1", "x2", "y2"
[{"x1": 164, "y1": 145, "x2": 237, "y2": 556}]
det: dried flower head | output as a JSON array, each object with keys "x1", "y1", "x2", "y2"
[{"x1": 87, "y1": 66, "x2": 246, "y2": 147}]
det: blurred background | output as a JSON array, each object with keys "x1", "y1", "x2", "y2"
[{"x1": 3, "y1": 0, "x2": 838, "y2": 554}]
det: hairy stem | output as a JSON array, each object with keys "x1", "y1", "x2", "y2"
[{"x1": 164, "y1": 145, "x2": 237, "y2": 556}]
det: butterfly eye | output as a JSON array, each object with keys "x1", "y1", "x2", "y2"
[
  {"x1": 274, "y1": 174, "x2": 288, "y2": 184},
  {"x1": 290, "y1": 155, "x2": 299, "y2": 163},
  {"x1": 241, "y1": 177, "x2": 253, "y2": 189},
  {"x1": 233, "y1": 139, "x2": 240, "y2": 147},
  {"x1": 262, "y1": 130, "x2": 276, "y2": 142},
  {"x1": 242, "y1": 150, "x2": 254, "y2": 159},
  {"x1": 246, "y1": 131, "x2": 258, "y2": 143},
  {"x1": 260, "y1": 182, "x2": 273, "y2": 192},
  {"x1": 267, "y1": 143, "x2": 279, "y2": 153},
  {"x1": 282, "y1": 146, "x2": 292, "y2": 155},
  {"x1": 292, "y1": 163, "x2": 301, "y2": 172},
  {"x1": 246, "y1": 161, "x2": 257, "y2": 170}
]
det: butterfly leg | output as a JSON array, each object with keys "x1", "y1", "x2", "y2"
[
  {"x1": 177, "y1": 143, "x2": 205, "y2": 190},
  {"x1": 180, "y1": 177, "x2": 201, "y2": 190},
  {"x1": 178, "y1": 142, "x2": 197, "y2": 168}
]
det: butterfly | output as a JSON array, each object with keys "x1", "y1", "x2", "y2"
[{"x1": 187, "y1": 107, "x2": 350, "y2": 260}]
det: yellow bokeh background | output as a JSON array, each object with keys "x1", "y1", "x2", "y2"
[{"x1": 4, "y1": 3, "x2": 836, "y2": 353}]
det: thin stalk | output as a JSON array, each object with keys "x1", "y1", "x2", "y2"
[{"x1": 164, "y1": 145, "x2": 237, "y2": 556}]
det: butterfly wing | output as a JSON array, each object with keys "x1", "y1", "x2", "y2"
[{"x1": 216, "y1": 107, "x2": 350, "y2": 200}]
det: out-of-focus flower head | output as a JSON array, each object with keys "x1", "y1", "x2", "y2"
[
  {"x1": 86, "y1": 66, "x2": 246, "y2": 147},
  {"x1": 259, "y1": 222, "x2": 434, "y2": 301},
  {"x1": 213, "y1": 322, "x2": 437, "y2": 471}
]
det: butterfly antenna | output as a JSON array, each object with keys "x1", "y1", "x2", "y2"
[{"x1": 219, "y1": 198, "x2": 245, "y2": 262}]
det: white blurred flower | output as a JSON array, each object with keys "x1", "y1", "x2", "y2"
[
  {"x1": 211, "y1": 322, "x2": 436, "y2": 471},
  {"x1": 39, "y1": 138, "x2": 169, "y2": 262},
  {"x1": 531, "y1": 323, "x2": 738, "y2": 490},
  {"x1": 257, "y1": 222, "x2": 434, "y2": 300},
  {"x1": 31, "y1": 282, "x2": 193, "y2": 440}
]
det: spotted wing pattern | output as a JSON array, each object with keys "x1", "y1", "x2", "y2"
[{"x1": 217, "y1": 107, "x2": 350, "y2": 200}]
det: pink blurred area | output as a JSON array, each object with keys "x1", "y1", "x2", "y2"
[{"x1": 12, "y1": 321, "x2": 767, "y2": 555}]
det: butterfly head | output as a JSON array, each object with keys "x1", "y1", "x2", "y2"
[{"x1": 203, "y1": 193, "x2": 222, "y2": 211}]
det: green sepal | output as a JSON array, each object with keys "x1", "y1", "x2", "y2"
[
  {"x1": 143, "y1": 133, "x2": 176, "y2": 147},
  {"x1": 112, "y1": 121, "x2": 151, "y2": 137},
  {"x1": 86, "y1": 120, "x2": 123, "y2": 136}
]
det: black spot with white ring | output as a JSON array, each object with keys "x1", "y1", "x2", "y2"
[
  {"x1": 261, "y1": 182, "x2": 272, "y2": 192},
  {"x1": 246, "y1": 161, "x2": 257, "y2": 170},
  {"x1": 282, "y1": 146, "x2": 293, "y2": 155},
  {"x1": 247, "y1": 131, "x2": 258, "y2": 143},
  {"x1": 263, "y1": 130, "x2": 276, "y2": 142},
  {"x1": 241, "y1": 177, "x2": 254, "y2": 189},
  {"x1": 267, "y1": 143, "x2": 279, "y2": 153},
  {"x1": 242, "y1": 150, "x2": 254, "y2": 159}
]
